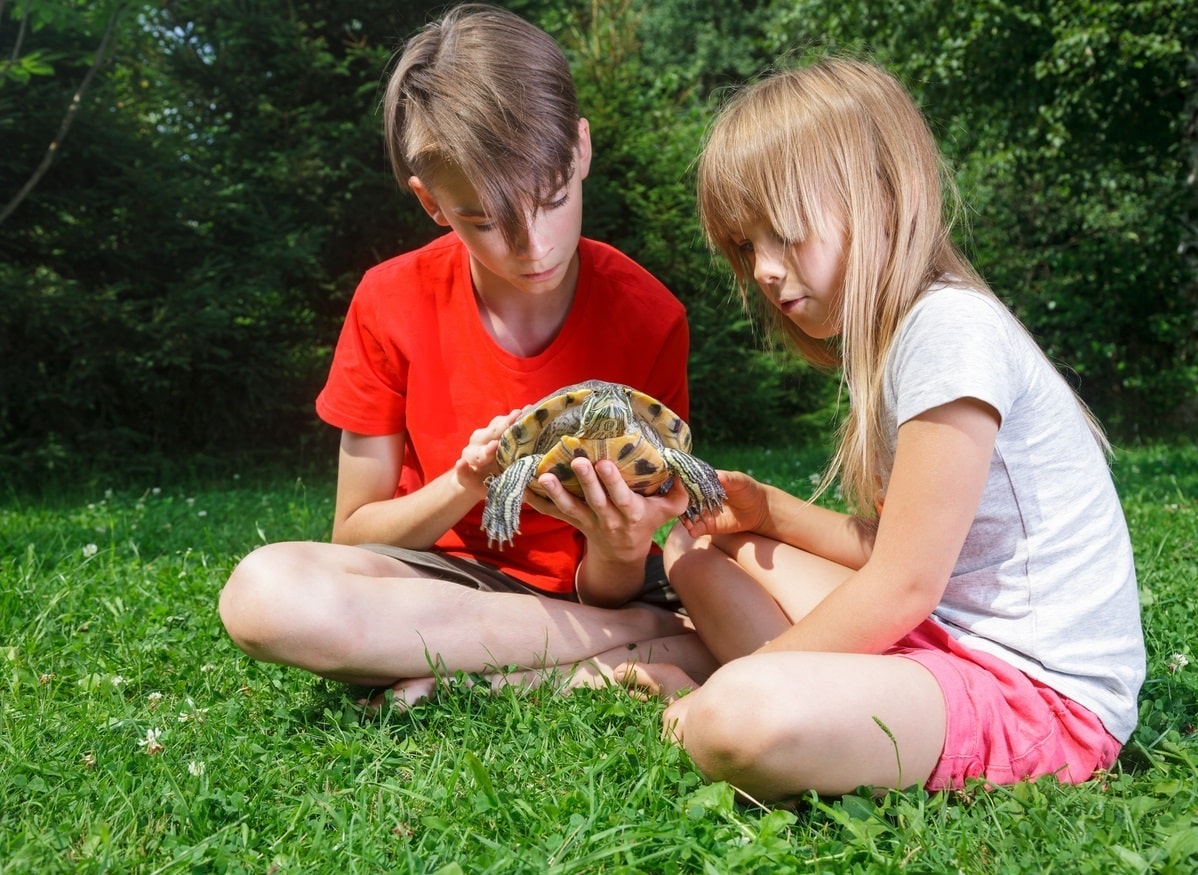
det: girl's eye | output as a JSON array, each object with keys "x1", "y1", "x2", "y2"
[
  {"x1": 544, "y1": 193, "x2": 569, "y2": 211},
  {"x1": 736, "y1": 240, "x2": 755, "y2": 255}
]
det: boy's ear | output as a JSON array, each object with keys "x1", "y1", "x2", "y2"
[
  {"x1": 575, "y1": 118, "x2": 593, "y2": 181},
  {"x1": 409, "y1": 176, "x2": 449, "y2": 226}
]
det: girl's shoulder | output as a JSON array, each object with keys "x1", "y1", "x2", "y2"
[{"x1": 907, "y1": 281, "x2": 1013, "y2": 328}]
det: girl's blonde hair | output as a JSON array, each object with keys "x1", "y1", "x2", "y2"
[
  {"x1": 697, "y1": 57, "x2": 1107, "y2": 516},
  {"x1": 383, "y1": 4, "x2": 579, "y2": 250}
]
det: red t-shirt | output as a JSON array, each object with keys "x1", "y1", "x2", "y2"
[{"x1": 316, "y1": 232, "x2": 690, "y2": 593}]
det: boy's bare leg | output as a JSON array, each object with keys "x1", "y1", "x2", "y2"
[
  {"x1": 218, "y1": 540, "x2": 692, "y2": 687},
  {"x1": 374, "y1": 630, "x2": 716, "y2": 709}
]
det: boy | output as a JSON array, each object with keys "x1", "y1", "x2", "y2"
[{"x1": 218, "y1": 4, "x2": 716, "y2": 703}]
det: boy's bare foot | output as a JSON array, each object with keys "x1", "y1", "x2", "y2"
[
  {"x1": 613, "y1": 661, "x2": 698, "y2": 703},
  {"x1": 361, "y1": 675, "x2": 441, "y2": 711}
]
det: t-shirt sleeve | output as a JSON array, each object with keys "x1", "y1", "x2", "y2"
[
  {"x1": 315, "y1": 284, "x2": 410, "y2": 436},
  {"x1": 887, "y1": 290, "x2": 1022, "y2": 428}
]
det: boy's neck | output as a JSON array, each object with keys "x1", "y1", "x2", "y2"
[{"x1": 471, "y1": 253, "x2": 580, "y2": 358}]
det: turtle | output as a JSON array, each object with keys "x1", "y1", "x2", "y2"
[{"x1": 481, "y1": 380, "x2": 726, "y2": 548}]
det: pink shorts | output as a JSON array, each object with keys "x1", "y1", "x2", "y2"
[{"x1": 890, "y1": 619, "x2": 1122, "y2": 791}]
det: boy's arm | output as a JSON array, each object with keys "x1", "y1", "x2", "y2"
[
  {"x1": 529, "y1": 458, "x2": 690, "y2": 608},
  {"x1": 332, "y1": 412, "x2": 517, "y2": 548}
]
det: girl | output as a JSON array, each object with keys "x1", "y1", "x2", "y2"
[{"x1": 620, "y1": 57, "x2": 1145, "y2": 799}]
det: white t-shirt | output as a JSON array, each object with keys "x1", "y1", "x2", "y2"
[{"x1": 881, "y1": 284, "x2": 1145, "y2": 742}]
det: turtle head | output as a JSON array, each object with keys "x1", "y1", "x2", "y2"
[{"x1": 578, "y1": 384, "x2": 634, "y2": 438}]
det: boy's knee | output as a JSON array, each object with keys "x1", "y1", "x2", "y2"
[{"x1": 218, "y1": 544, "x2": 292, "y2": 654}]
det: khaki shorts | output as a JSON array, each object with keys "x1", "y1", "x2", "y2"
[{"x1": 357, "y1": 544, "x2": 680, "y2": 609}]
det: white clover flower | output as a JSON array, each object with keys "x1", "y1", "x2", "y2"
[
  {"x1": 197, "y1": 510, "x2": 207, "y2": 518},
  {"x1": 148, "y1": 692, "x2": 164, "y2": 710},
  {"x1": 200, "y1": 664, "x2": 216, "y2": 674},
  {"x1": 138, "y1": 728, "x2": 164, "y2": 755},
  {"x1": 1167, "y1": 653, "x2": 1190, "y2": 674},
  {"x1": 178, "y1": 698, "x2": 209, "y2": 723},
  {"x1": 110, "y1": 675, "x2": 126, "y2": 687},
  {"x1": 82, "y1": 544, "x2": 99, "y2": 558},
  {"x1": 188, "y1": 760, "x2": 206, "y2": 777},
  {"x1": 152, "y1": 487, "x2": 161, "y2": 495}
]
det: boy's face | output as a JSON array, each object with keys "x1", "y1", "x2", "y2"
[{"x1": 411, "y1": 119, "x2": 592, "y2": 300}]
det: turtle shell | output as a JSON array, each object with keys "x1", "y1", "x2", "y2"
[{"x1": 496, "y1": 380, "x2": 690, "y2": 498}]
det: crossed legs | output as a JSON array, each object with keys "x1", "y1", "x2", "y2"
[
  {"x1": 217, "y1": 540, "x2": 716, "y2": 694},
  {"x1": 628, "y1": 525, "x2": 947, "y2": 800}
]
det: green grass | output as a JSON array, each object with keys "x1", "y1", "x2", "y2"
[{"x1": 1, "y1": 443, "x2": 1196, "y2": 873}]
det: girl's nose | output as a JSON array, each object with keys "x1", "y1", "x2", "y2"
[{"x1": 753, "y1": 249, "x2": 785, "y2": 288}]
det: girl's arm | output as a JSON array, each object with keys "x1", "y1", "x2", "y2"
[
  {"x1": 759, "y1": 397, "x2": 999, "y2": 655},
  {"x1": 680, "y1": 470, "x2": 876, "y2": 571}
]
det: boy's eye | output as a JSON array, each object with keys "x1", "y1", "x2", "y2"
[{"x1": 544, "y1": 193, "x2": 569, "y2": 211}]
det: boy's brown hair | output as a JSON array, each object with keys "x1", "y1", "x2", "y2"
[{"x1": 383, "y1": 4, "x2": 580, "y2": 249}]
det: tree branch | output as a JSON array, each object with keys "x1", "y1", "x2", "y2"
[{"x1": 0, "y1": 3, "x2": 126, "y2": 226}]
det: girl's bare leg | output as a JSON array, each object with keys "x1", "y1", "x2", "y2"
[
  {"x1": 218, "y1": 541, "x2": 691, "y2": 687},
  {"x1": 656, "y1": 651, "x2": 946, "y2": 800},
  {"x1": 662, "y1": 525, "x2": 853, "y2": 663}
]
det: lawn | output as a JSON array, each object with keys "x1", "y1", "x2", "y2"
[{"x1": 1, "y1": 442, "x2": 1196, "y2": 873}]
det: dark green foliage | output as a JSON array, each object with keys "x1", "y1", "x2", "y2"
[
  {"x1": 1, "y1": 0, "x2": 1195, "y2": 473},
  {"x1": 765, "y1": 0, "x2": 1198, "y2": 436},
  {"x1": 0, "y1": 1, "x2": 439, "y2": 468}
]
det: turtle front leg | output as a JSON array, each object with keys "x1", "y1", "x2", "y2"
[
  {"x1": 482, "y1": 455, "x2": 541, "y2": 549},
  {"x1": 661, "y1": 448, "x2": 727, "y2": 521}
]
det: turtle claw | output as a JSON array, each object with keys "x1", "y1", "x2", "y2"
[
  {"x1": 661, "y1": 448, "x2": 726, "y2": 523},
  {"x1": 482, "y1": 455, "x2": 539, "y2": 550}
]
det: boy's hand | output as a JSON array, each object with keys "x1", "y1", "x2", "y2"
[
  {"x1": 527, "y1": 456, "x2": 689, "y2": 560},
  {"x1": 454, "y1": 409, "x2": 521, "y2": 495},
  {"x1": 677, "y1": 469, "x2": 769, "y2": 538}
]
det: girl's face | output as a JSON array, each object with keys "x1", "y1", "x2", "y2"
[
  {"x1": 736, "y1": 220, "x2": 847, "y2": 339},
  {"x1": 410, "y1": 119, "x2": 592, "y2": 301}
]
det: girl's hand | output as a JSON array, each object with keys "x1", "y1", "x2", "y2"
[
  {"x1": 679, "y1": 469, "x2": 770, "y2": 538},
  {"x1": 453, "y1": 409, "x2": 521, "y2": 495}
]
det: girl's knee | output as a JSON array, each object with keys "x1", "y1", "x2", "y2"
[
  {"x1": 662, "y1": 525, "x2": 715, "y2": 597},
  {"x1": 678, "y1": 662, "x2": 794, "y2": 776},
  {"x1": 662, "y1": 523, "x2": 695, "y2": 569}
]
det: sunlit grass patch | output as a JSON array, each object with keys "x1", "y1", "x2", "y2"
[{"x1": 1, "y1": 445, "x2": 1195, "y2": 872}]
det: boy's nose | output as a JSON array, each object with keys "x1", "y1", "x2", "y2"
[{"x1": 519, "y1": 219, "x2": 552, "y2": 259}]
